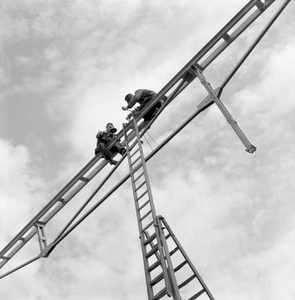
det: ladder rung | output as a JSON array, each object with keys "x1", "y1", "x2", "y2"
[
  {"x1": 165, "y1": 233, "x2": 171, "y2": 240},
  {"x1": 143, "y1": 232, "x2": 156, "y2": 246},
  {"x1": 140, "y1": 210, "x2": 152, "y2": 222},
  {"x1": 148, "y1": 258, "x2": 161, "y2": 272},
  {"x1": 178, "y1": 274, "x2": 196, "y2": 289},
  {"x1": 134, "y1": 172, "x2": 144, "y2": 182},
  {"x1": 142, "y1": 221, "x2": 154, "y2": 232},
  {"x1": 135, "y1": 180, "x2": 146, "y2": 192},
  {"x1": 137, "y1": 190, "x2": 148, "y2": 202},
  {"x1": 188, "y1": 289, "x2": 206, "y2": 300},
  {"x1": 131, "y1": 148, "x2": 140, "y2": 158},
  {"x1": 131, "y1": 156, "x2": 141, "y2": 166},
  {"x1": 146, "y1": 244, "x2": 158, "y2": 258},
  {"x1": 150, "y1": 271, "x2": 164, "y2": 286},
  {"x1": 169, "y1": 246, "x2": 179, "y2": 256},
  {"x1": 138, "y1": 199, "x2": 150, "y2": 212},
  {"x1": 174, "y1": 260, "x2": 187, "y2": 272},
  {"x1": 129, "y1": 139, "x2": 139, "y2": 150},
  {"x1": 153, "y1": 287, "x2": 167, "y2": 300},
  {"x1": 132, "y1": 162, "x2": 143, "y2": 174}
]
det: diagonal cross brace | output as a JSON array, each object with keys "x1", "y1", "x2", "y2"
[{"x1": 191, "y1": 66, "x2": 256, "y2": 153}]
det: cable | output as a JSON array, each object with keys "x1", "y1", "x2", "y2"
[
  {"x1": 144, "y1": 135, "x2": 154, "y2": 151},
  {"x1": 147, "y1": 132, "x2": 159, "y2": 147}
]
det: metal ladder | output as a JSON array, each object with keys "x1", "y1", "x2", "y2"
[{"x1": 123, "y1": 118, "x2": 215, "y2": 300}]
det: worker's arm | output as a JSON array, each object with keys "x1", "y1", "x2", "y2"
[
  {"x1": 96, "y1": 131, "x2": 107, "y2": 144},
  {"x1": 122, "y1": 95, "x2": 138, "y2": 110}
]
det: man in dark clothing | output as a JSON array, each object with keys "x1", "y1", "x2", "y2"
[
  {"x1": 122, "y1": 89, "x2": 165, "y2": 122},
  {"x1": 94, "y1": 123, "x2": 126, "y2": 165}
]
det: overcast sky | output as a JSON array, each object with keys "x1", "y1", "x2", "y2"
[{"x1": 1, "y1": 0, "x2": 295, "y2": 299}]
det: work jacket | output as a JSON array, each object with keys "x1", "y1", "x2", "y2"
[
  {"x1": 127, "y1": 89, "x2": 156, "y2": 109},
  {"x1": 96, "y1": 131, "x2": 117, "y2": 146}
]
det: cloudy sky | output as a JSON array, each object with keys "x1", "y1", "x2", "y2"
[{"x1": 1, "y1": 0, "x2": 295, "y2": 299}]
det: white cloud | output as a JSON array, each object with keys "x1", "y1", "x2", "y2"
[{"x1": 1, "y1": 1, "x2": 295, "y2": 299}]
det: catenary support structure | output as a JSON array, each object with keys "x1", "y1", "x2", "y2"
[{"x1": 0, "y1": 1, "x2": 290, "y2": 299}]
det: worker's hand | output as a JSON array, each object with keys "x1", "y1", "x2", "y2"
[{"x1": 122, "y1": 106, "x2": 128, "y2": 111}]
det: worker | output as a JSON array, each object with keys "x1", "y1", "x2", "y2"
[
  {"x1": 94, "y1": 122, "x2": 126, "y2": 165},
  {"x1": 122, "y1": 89, "x2": 166, "y2": 122}
]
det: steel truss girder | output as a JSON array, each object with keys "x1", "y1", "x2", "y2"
[{"x1": 0, "y1": 0, "x2": 289, "y2": 279}]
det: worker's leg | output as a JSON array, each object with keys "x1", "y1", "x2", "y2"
[
  {"x1": 114, "y1": 142, "x2": 126, "y2": 156},
  {"x1": 143, "y1": 101, "x2": 163, "y2": 122},
  {"x1": 97, "y1": 143, "x2": 118, "y2": 165}
]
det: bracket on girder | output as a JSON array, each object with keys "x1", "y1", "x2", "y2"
[
  {"x1": 34, "y1": 222, "x2": 48, "y2": 257},
  {"x1": 192, "y1": 65, "x2": 256, "y2": 153}
]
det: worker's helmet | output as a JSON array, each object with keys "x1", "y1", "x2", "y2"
[{"x1": 125, "y1": 93, "x2": 133, "y2": 103}]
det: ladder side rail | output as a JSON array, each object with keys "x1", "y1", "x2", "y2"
[
  {"x1": 48, "y1": 118, "x2": 170, "y2": 252},
  {"x1": 156, "y1": 216, "x2": 182, "y2": 300},
  {"x1": 123, "y1": 124, "x2": 155, "y2": 300},
  {"x1": 131, "y1": 120, "x2": 157, "y2": 227},
  {"x1": 1, "y1": 103, "x2": 211, "y2": 276},
  {"x1": 1, "y1": 0, "x2": 282, "y2": 277},
  {"x1": 0, "y1": 118, "x2": 143, "y2": 263},
  {"x1": 1, "y1": 92, "x2": 211, "y2": 272},
  {"x1": 131, "y1": 120, "x2": 175, "y2": 298},
  {"x1": 220, "y1": 0, "x2": 291, "y2": 91},
  {"x1": 0, "y1": 6, "x2": 278, "y2": 249},
  {"x1": 124, "y1": 121, "x2": 174, "y2": 299},
  {"x1": 160, "y1": 216, "x2": 216, "y2": 300},
  {"x1": 143, "y1": 228, "x2": 175, "y2": 299},
  {"x1": 1, "y1": 124, "x2": 133, "y2": 257},
  {"x1": 58, "y1": 103, "x2": 206, "y2": 245}
]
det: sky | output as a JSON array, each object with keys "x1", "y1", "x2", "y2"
[{"x1": 0, "y1": 0, "x2": 295, "y2": 299}]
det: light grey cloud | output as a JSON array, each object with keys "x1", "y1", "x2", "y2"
[{"x1": 1, "y1": 1, "x2": 295, "y2": 300}]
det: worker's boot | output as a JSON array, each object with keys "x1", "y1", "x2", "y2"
[
  {"x1": 120, "y1": 148, "x2": 127, "y2": 156},
  {"x1": 109, "y1": 159, "x2": 118, "y2": 165}
]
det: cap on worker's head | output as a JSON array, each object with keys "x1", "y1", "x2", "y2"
[
  {"x1": 125, "y1": 93, "x2": 133, "y2": 103},
  {"x1": 106, "y1": 122, "x2": 117, "y2": 133}
]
